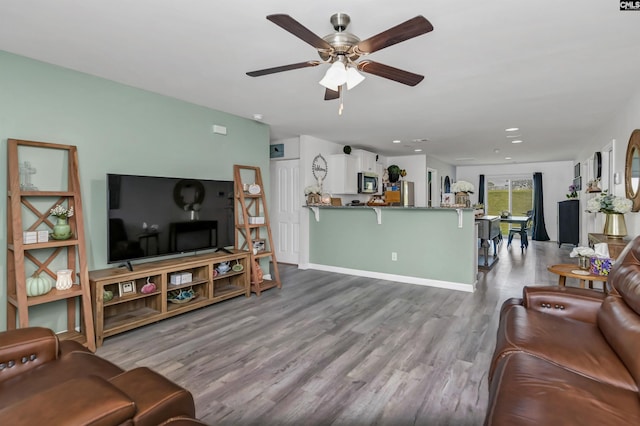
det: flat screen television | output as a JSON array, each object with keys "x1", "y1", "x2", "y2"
[{"x1": 107, "y1": 174, "x2": 235, "y2": 267}]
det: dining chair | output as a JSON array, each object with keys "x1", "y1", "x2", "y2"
[{"x1": 507, "y1": 210, "x2": 533, "y2": 251}]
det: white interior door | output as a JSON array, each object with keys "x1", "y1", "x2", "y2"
[{"x1": 269, "y1": 159, "x2": 300, "y2": 264}]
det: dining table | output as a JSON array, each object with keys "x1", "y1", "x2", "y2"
[{"x1": 500, "y1": 215, "x2": 532, "y2": 249}]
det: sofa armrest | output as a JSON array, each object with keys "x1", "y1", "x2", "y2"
[
  {"x1": 0, "y1": 327, "x2": 60, "y2": 383},
  {"x1": 522, "y1": 286, "x2": 605, "y2": 323},
  {"x1": 110, "y1": 367, "x2": 196, "y2": 426},
  {"x1": 0, "y1": 375, "x2": 136, "y2": 425}
]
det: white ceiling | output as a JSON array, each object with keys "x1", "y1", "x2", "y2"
[{"x1": 1, "y1": 1, "x2": 639, "y2": 165}]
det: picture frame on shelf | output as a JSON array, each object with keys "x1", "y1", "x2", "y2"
[
  {"x1": 252, "y1": 239, "x2": 266, "y2": 253},
  {"x1": 442, "y1": 193, "x2": 454, "y2": 205},
  {"x1": 118, "y1": 280, "x2": 136, "y2": 297}
]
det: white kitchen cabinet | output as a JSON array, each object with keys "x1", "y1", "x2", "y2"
[
  {"x1": 327, "y1": 154, "x2": 358, "y2": 194},
  {"x1": 353, "y1": 149, "x2": 378, "y2": 173}
]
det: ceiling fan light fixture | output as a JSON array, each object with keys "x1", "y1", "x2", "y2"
[
  {"x1": 345, "y1": 66, "x2": 365, "y2": 90},
  {"x1": 319, "y1": 61, "x2": 347, "y2": 90}
]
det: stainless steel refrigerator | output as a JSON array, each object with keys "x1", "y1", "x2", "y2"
[{"x1": 400, "y1": 181, "x2": 415, "y2": 206}]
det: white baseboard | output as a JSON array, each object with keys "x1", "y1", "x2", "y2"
[{"x1": 301, "y1": 263, "x2": 476, "y2": 293}]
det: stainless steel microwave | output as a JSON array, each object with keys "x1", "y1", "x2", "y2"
[{"x1": 358, "y1": 172, "x2": 379, "y2": 194}]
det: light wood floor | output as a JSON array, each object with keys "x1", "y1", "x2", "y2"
[{"x1": 97, "y1": 240, "x2": 579, "y2": 425}]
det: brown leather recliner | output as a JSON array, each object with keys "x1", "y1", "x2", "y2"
[
  {"x1": 485, "y1": 235, "x2": 640, "y2": 425},
  {"x1": 0, "y1": 327, "x2": 206, "y2": 425}
]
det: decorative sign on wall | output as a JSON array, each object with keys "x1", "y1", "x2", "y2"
[
  {"x1": 312, "y1": 154, "x2": 328, "y2": 186},
  {"x1": 270, "y1": 144, "x2": 284, "y2": 158}
]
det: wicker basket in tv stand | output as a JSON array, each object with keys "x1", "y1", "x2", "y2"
[{"x1": 89, "y1": 250, "x2": 249, "y2": 347}]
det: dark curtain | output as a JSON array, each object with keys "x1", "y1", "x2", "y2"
[
  {"x1": 478, "y1": 175, "x2": 485, "y2": 205},
  {"x1": 532, "y1": 172, "x2": 550, "y2": 241}
]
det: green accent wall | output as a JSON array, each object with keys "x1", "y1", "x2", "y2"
[
  {"x1": 308, "y1": 208, "x2": 476, "y2": 286},
  {"x1": 0, "y1": 51, "x2": 270, "y2": 331}
]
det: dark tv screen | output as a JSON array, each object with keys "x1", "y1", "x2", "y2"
[{"x1": 107, "y1": 174, "x2": 235, "y2": 264}]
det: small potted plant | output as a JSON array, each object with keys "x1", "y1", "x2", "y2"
[
  {"x1": 387, "y1": 165, "x2": 401, "y2": 183},
  {"x1": 49, "y1": 204, "x2": 74, "y2": 240}
]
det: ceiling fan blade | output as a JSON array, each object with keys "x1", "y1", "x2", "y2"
[
  {"x1": 357, "y1": 61, "x2": 424, "y2": 86},
  {"x1": 324, "y1": 87, "x2": 340, "y2": 101},
  {"x1": 247, "y1": 61, "x2": 321, "y2": 77},
  {"x1": 354, "y1": 16, "x2": 433, "y2": 55},
  {"x1": 267, "y1": 14, "x2": 333, "y2": 51}
]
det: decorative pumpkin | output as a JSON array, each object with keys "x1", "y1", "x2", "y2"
[
  {"x1": 251, "y1": 259, "x2": 264, "y2": 285},
  {"x1": 26, "y1": 273, "x2": 53, "y2": 297},
  {"x1": 141, "y1": 282, "x2": 156, "y2": 294},
  {"x1": 103, "y1": 290, "x2": 114, "y2": 302}
]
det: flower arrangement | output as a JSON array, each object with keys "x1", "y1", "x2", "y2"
[
  {"x1": 566, "y1": 184, "x2": 578, "y2": 199},
  {"x1": 304, "y1": 185, "x2": 322, "y2": 195},
  {"x1": 586, "y1": 191, "x2": 632, "y2": 214},
  {"x1": 569, "y1": 246, "x2": 595, "y2": 258},
  {"x1": 50, "y1": 204, "x2": 74, "y2": 219},
  {"x1": 451, "y1": 180, "x2": 474, "y2": 194}
]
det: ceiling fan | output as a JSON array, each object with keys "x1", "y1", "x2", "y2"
[{"x1": 247, "y1": 13, "x2": 434, "y2": 102}]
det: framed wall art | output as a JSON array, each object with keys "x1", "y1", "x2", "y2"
[{"x1": 573, "y1": 176, "x2": 582, "y2": 191}]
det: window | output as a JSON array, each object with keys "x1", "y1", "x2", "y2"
[{"x1": 487, "y1": 175, "x2": 533, "y2": 235}]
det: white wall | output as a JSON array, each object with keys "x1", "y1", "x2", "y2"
[
  {"x1": 456, "y1": 161, "x2": 574, "y2": 242},
  {"x1": 426, "y1": 155, "x2": 456, "y2": 206},
  {"x1": 585, "y1": 90, "x2": 640, "y2": 240},
  {"x1": 298, "y1": 135, "x2": 344, "y2": 267},
  {"x1": 427, "y1": 156, "x2": 456, "y2": 186}
]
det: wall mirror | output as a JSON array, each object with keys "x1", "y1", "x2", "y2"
[{"x1": 624, "y1": 129, "x2": 640, "y2": 212}]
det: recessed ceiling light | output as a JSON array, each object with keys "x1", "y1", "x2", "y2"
[
  {"x1": 414, "y1": 148, "x2": 423, "y2": 152},
  {"x1": 505, "y1": 156, "x2": 512, "y2": 160},
  {"x1": 253, "y1": 113, "x2": 263, "y2": 120},
  {"x1": 511, "y1": 140, "x2": 523, "y2": 144},
  {"x1": 505, "y1": 127, "x2": 519, "y2": 132},
  {"x1": 392, "y1": 140, "x2": 401, "y2": 144}
]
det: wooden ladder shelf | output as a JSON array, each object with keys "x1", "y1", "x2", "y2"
[
  {"x1": 233, "y1": 165, "x2": 281, "y2": 295},
  {"x1": 6, "y1": 139, "x2": 96, "y2": 351}
]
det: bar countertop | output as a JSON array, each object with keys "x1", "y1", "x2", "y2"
[{"x1": 305, "y1": 205, "x2": 475, "y2": 210}]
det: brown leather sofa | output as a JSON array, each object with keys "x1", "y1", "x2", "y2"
[
  {"x1": 485, "y1": 235, "x2": 640, "y2": 425},
  {"x1": 0, "y1": 327, "x2": 207, "y2": 425}
]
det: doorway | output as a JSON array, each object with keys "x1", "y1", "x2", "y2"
[
  {"x1": 269, "y1": 159, "x2": 300, "y2": 265},
  {"x1": 427, "y1": 168, "x2": 438, "y2": 207}
]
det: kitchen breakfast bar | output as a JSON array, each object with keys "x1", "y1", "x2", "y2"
[{"x1": 304, "y1": 206, "x2": 478, "y2": 292}]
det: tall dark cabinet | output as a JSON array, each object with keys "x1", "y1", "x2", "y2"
[{"x1": 558, "y1": 199, "x2": 579, "y2": 247}]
